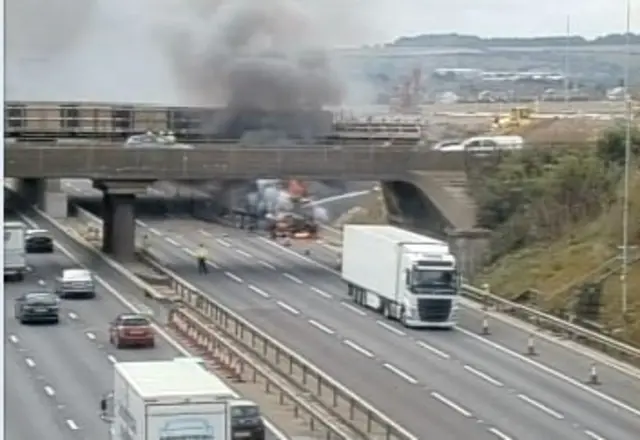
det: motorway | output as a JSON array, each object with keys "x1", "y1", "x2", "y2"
[
  {"x1": 122, "y1": 217, "x2": 640, "y2": 440},
  {"x1": 5, "y1": 212, "x2": 283, "y2": 440}
]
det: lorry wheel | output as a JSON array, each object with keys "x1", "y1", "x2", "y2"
[{"x1": 383, "y1": 303, "x2": 391, "y2": 320}]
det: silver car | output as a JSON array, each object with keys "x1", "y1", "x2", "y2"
[{"x1": 55, "y1": 268, "x2": 96, "y2": 299}]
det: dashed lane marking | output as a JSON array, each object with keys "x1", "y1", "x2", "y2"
[
  {"x1": 431, "y1": 391, "x2": 473, "y2": 417},
  {"x1": 44, "y1": 386, "x2": 56, "y2": 397},
  {"x1": 343, "y1": 339, "x2": 374, "y2": 358},
  {"x1": 516, "y1": 394, "x2": 564, "y2": 420},
  {"x1": 248, "y1": 285, "x2": 270, "y2": 299},
  {"x1": 416, "y1": 341, "x2": 451, "y2": 360},
  {"x1": 383, "y1": 363, "x2": 418, "y2": 384},
  {"x1": 376, "y1": 320, "x2": 406, "y2": 336},
  {"x1": 309, "y1": 286, "x2": 332, "y2": 299},
  {"x1": 276, "y1": 301, "x2": 300, "y2": 316},
  {"x1": 308, "y1": 319, "x2": 335, "y2": 335}
]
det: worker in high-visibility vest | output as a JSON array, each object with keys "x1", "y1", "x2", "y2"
[{"x1": 196, "y1": 244, "x2": 208, "y2": 274}]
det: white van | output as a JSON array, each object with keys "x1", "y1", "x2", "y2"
[
  {"x1": 435, "y1": 135, "x2": 524, "y2": 154},
  {"x1": 4, "y1": 221, "x2": 27, "y2": 281}
]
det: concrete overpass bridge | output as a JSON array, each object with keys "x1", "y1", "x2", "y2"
[{"x1": 6, "y1": 142, "x2": 487, "y2": 262}]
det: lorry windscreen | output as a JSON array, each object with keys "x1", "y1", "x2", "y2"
[{"x1": 410, "y1": 268, "x2": 457, "y2": 291}]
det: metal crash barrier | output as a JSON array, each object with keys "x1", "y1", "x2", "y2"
[
  {"x1": 320, "y1": 224, "x2": 640, "y2": 367},
  {"x1": 143, "y1": 251, "x2": 416, "y2": 440}
]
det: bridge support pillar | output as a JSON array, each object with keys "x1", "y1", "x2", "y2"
[
  {"x1": 446, "y1": 228, "x2": 491, "y2": 281},
  {"x1": 95, "y1": 180, "x2": 151, "y2": 261},
  {"x1": 16, "y1": 178, "x2": 68, "y2": 218},
  {"x1": 101, "y1": 194, "x2": 136, "y2": 260}
]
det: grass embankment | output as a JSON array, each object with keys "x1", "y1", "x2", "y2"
[{"x1": 480, "y1": 174, "x2": 640, "y2": 344}]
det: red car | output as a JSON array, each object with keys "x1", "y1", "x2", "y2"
[{"x1": 109, "y1": 313, "x2": 155, "y2": 348}]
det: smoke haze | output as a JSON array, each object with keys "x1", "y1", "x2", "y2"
[{"x1": 6, "y1": 0, "x2": 378, "y2": 106}]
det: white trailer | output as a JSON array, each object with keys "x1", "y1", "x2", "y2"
[
  {"x1": 341, "y1": 225, "x2": 459, "y2": 328},
  {"x1": 111, "y1": 360, "x2": 233, "y2": 440},
  {"x1": 4, "y1": 221, "x2": 27, "y2": 281}
]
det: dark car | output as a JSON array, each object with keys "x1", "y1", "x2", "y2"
[
  {"x1": 109, "y1": 313, "x2": 155, "y2": 348},
  {"x1": 14, "y1": 292, "x2": 60, "y2": 324},
  {"x1": 230, "y1": 401, "x2": 265, "y2": 440},
  {"x1": 25, "y1": 229, "x2": 54, "y2": 253}
]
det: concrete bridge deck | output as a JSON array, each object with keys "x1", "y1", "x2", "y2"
[{"x1": 5, "y1": 143, "x2": 472, "y2": 180}]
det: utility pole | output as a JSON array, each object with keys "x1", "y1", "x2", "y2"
[
  {"x1": 621, "y1": 0, "x2": 632, "y2": 316},
  {"x1": 563, "y1": 15, "x2": 571, "y2": 107}
]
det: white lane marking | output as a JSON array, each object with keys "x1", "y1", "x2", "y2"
[
  {"x1": 107, "y1": 355, "x2": 117, "y2": 364},
  {"x1": 25, "y1": 358, "x2": 36, "y2": 368},
  {"x1": 416, "y1": 341, "x2": 451, "y2": 360},
  {"x1": 208, "y1": 260, "x2": 221, "y2": 270},
  {"x1": 309, "y1": 286, "x2": 332, "y2": 299},
  {"x1": 308, "y1": 319, "x2": 335, "y2": 335},
  {"x1": 236, "y1": 249, "x2": 252, "y2": 258},
  {"x1": 488, "y1": 427, "x2": 513, "y2": 440},
  {"x1": 86, "y1": 332, "x2": 96, "y2": 340},
  {"x1": 216, "y1": 238, "x2": 231, "y2": 248},
  {"x1": 199, "y1": 229, "x2": 212, "y2": 237},
  {"x1": 584, "y1": 430, "x2": 608, "y2": 440},
  {"x1": 68, "y1": 312, "x2": 78, "y2": 320},
  {"x1": 259, "y1": 260, "x2": 276, "y2": 270},
  {"x1": 259, "y1": 230, "x2": 640, "y2": 409},
  {"x1": 66, "y1": 420, "x2": 79, "y2": 430},
  {"x1": 9, "y1": 335, "x2": 19, "y2": 344},
  {"x1": 431, "y1": 392, "x2": 473, "y2": 417},
  {"x1": 516, "y1": 394, "x2": 564, "y2": 420},
  {"x1": 383, "y1": 363, "x2": 418, "y2": 384},
  {"x1": 21, "y1": 211, "x2": 294, "y2": 440},
  {"x1": 376, "y1": 320, "x2": 406, "y2": 336},
  {"x1": 165, "y1": 237, "x2": 180, "y2": 246},
  {"x1": 343, "y1": 339, "x2": 374, "y2": 358},
  {"x1": 283, "y1": 273, "x2": 303, "y2": 284},
  {"x1": 276, "y1": 301, "x2": 300, "y2": 315},
  {"x1": 463, "y1": 365, "x2": 504, "y2": 387},
  {"x1": 458, "y1": 328, "x2": 640, "y2": 418},
  {"x1": 340, "y1": 302, "x2": 367, "y2": 316},
  {"x1": 44, "y1": 386, "x2": 56, "y2": 397},
  {"x1": 224, "y1": 271, "x2": 243, "y2": 283},
  {"x1": 149, "y1": 227, "x2": 161, "y2": 235},
  {"x1": 248, "y1": 285, "x2": 270, "y2": 299},
  {"x1": 137, "y1": 220, "x2": 147, "y2": 227}
]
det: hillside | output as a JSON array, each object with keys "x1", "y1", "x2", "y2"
[{"x1": 479, "y1": 172, "x2": 640, "y2": 344}]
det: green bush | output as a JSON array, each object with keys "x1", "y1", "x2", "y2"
[
  {"x1": 596, "y1": 123, "x2": 640, "y2": 165},
  {"x1": 470, "y1": 139, "x2": 622, "y2": 260}
]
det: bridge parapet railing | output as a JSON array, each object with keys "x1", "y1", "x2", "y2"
[{"x1": 5, "y1": 145, "x2": 471, "y2": 178}]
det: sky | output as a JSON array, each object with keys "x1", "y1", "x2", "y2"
[{"x1": 6, "y1": 0, "x2": 638, "y2": 104}]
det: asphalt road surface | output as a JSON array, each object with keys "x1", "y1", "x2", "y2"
[
  {"x1": 133, "y1": 218, "x2": 640, "y2": 440},
  {"x1": 6, "y1": 214, "x2": 288, "y2": 440}
]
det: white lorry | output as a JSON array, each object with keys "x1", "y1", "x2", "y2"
[
  {"x1": 4, "y1": 221, "x2": 27, "y2": 281},
  {"x1": 341, "y1": 225, "x2": 459, "y2": 328},
  {"x1": 108, "y1": 359, "x2": 265, "y2": 440}
]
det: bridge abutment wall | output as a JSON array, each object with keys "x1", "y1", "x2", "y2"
[{"x1": 15, "y1": 178, "x2": 68, "y2": 218}]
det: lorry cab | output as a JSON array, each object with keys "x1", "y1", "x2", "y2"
[
  {"x1": 342, "y1": 225, "x2": 460, "y2": 329},
  {"x1": 398, "y1": 244, "x2": 460, "y2": 327}
]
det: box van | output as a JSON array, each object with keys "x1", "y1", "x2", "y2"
[
  {"x1": 4, "y1": 221, "x2": 27, "y2": 281},
  {"x1": 434, "y1": 135, "x2": 524, "y2": 154}
]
